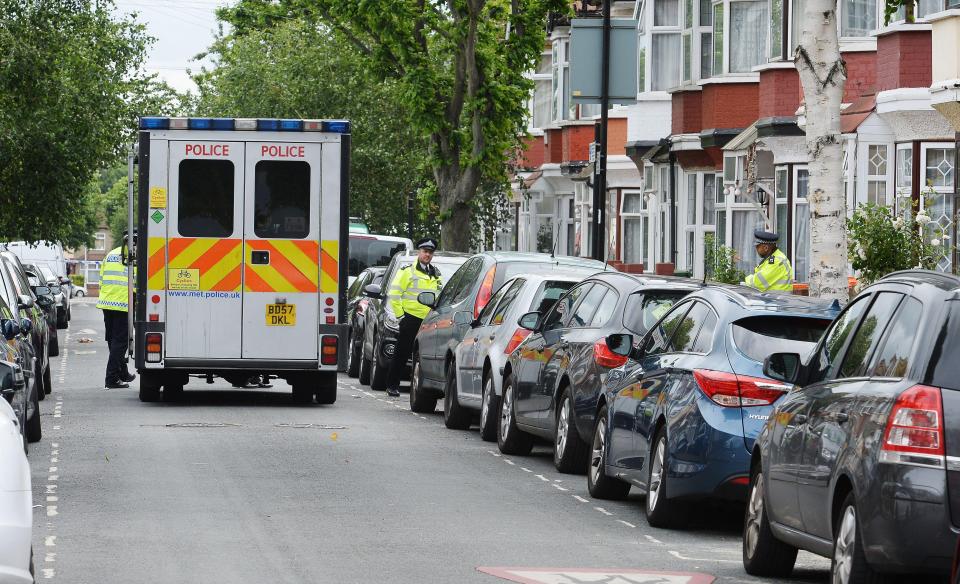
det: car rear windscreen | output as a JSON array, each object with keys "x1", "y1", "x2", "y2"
[
  {"x1": 927, "y1": 301, "x2": 960, "y2": 391},
  {"x1": 732, "y1": 316, "x2": 832, "y2": 363},
  {"x1": 349, "y1": 238, "x2": 407, "y2": 277},
  {"x1": 529, "y1": 280, "x2": 576, "y2": 314}
]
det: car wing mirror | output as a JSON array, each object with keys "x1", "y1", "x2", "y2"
[
  {"x1": 452, "y1": 310, "x2": 473, "y2": 326},
  {"x1": 49, "y1": 285, "x2": 61, "y2": 295},
  {"x1": 1, "y1": 320, "x2": 16, "y2": 341},
  {"x1": 34, "y1": 286, "x2": 51, "y2": 297},
  {"x1": 605, "y1": 333, "x2": 635, "y2": 357},
  {"x1": 19, "y1": 318, "x2": 31, "y2": 335},
  {"x1": 59, "y1": 276, "x2": 70, "y2": 284},
  {"x1": 0, "y1": 361, "x2": 16, "y2": 400},
  {"x1": 764, "y1": 352, "x2": 801, "y2": 385},
  {"x1": 517, "y1": 311, "x2": 541, "y2": 332},
  {"x1": 17, "y1": 294, "x2": 34, "y2": 309},
  {"x1": 417, "y1": 291, "x2": 437, "y2": 308},
  {"x1": 363, "y1": 284, "x2": 382, "y2": 298}
]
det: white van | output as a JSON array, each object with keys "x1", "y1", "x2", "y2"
[
  {"x1": 1, "y1": 242, "x2": 67, "y2": 279},
  {"x1": 347, "y1": 234, "x2": 413, "y2": 285}
]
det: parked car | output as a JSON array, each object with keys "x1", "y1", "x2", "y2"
[
  {"x1": 347, "y1": 233, "x2": 413, "y2": 285},
  {"x1": 33, "y1": 263, "x2": 69, "y2": 328},
  {"x1": 359, "y1": 251, "x2": 471, "y2": 391},
  {"x1": 346, "y1": 266, "x2": 386, "y2": 377},
  {"x1": 0, "y1": 372, "x2": 34, "y2": 583},
  {"x1": 0, "y1": 322, "x2": 30, "y2": 453},
  {"x1": 744, "y1": 270, "x2": 960, "y2": 581},
  {"x1": 498, "y1": 273, "x2": 702, "y2": 472},
  {"x1": 586, "y1": 286, "x2": 836, "y2": 529},
  {"x1": 411, "y1": 252, "x2": 609, "y2": 414},
  {"x1": 23, "y1": 266, "x2": 59, "y2": 361},
  {"x1": 450, "y1": 274, "x2": 583, "y2": 440}
]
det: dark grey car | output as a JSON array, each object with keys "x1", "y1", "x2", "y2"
[{"x1": 745, "y1": 270, "x2": 960, "y2": 582}]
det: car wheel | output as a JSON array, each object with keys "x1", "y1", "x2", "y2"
[
  {"x1": 43, "y1": 365, "x2": 51, "y2": 396},
  {"x1": 67, "y1": 307, "x2": 71, "y2": 321},
  {"x1": 479, "y1": 373, "x2": 499, "y2": 442},
  {"x1": 347, "y1": 334, "x2": 361, "y2": 378},
  {"x1": 409, "y1": 352, "x2": 437, "y2": 413},
  {"x1": 370, "y1": 339, "x2": 388, "y2": 391},
  {"x1": 587, "y1": 404, "x2": 631, "y2": 500},
  {"x1": 443, "y1": 360, "x2": 472, "y2": 430},
  {"x1": 48, "y1": 332, "x2": 59, "y2": 360},
  {"x1": 358, "y1": 349, "x2": 372, "y2": 385},
  {"x1": 742, "y1": 466, "x2": 798, "y2": 576},
  {"x1": 497, "y1": 375, "x2": 533, "y2": 455},
  {"x1": 315, "y1": 372, "x2": 337, "y2": 405},
  {"x1": 645, "y1": 426, "x2": 688, "y2": 528},
  {"x1": 139, "y1": 374, "x2": 161, "y2": 402},
  {"x1": 832, "y1": 493, "x2": 888, "y2": 584},
  {"x1": 56, "y1": 309, "x2": 67, "y2": 329},
  {"x1": 26, "y1": 380, "x2": 41, "y2": 443},
  {"x1": 75, "y1": 290, "x2": 85, "y2": 298},
  {"x1": 554, "y1": 390, "x2": 589, "y2": 474}
]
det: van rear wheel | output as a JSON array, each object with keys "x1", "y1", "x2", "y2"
[{"x1": 139, "y1": 373, "x2": 161, "y2": 402}]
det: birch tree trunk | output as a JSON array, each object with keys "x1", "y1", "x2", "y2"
[{"x1": 795, "y1": 0, "x2": 849, "y2": 300}]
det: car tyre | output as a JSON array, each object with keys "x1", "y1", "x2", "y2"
[
  {"x1": 347, "y1": 333, "x2": 361, "y2": 378},
  {"x1": 48, "y1": 332, "x2": 59, "y2": 359},
  {"x1": 478, "y1": 372, "x2": 499, "y2": 442},
  {"x1": 742, "y1": 465, "x2": 798, "y2": 577},
  {"x1": 358, "y1": 349, "x2": 372, "y2": 385},
  {"x1": 832, "y1": 492, "x2": 888, "y2": 584},
  {"x1": 645, "y1": 426, "x2": 688, "y2": 528},
  {"x1": 587, "y1": 404, "x2": 631, "y2": 500},
  {"x1": 43, "y1": 365, "x2": 51, "y2": 395},
  {"x1": 26, "y1": 381, "x2": 41, "y2": 443},
  {"x1": 497, "y1": 375, "x2": 533, "y2": 455},
  {"x1": 554, "y1": 390, "x2": 589, "y2": 473},
  {"x1": 443, "y1": 360, "x2": 472, "y2": 430},
  {"x1": 409, "y1": 352, "x2": 437, "y2": 413},
  {"x1": 56, "y1": 310, "x2": 67, "y2": 329},
  {"x1": 370, "y1": 339, "x2": 388, "y2": 391}
]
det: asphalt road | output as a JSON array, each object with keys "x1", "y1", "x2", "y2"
[{"x1": 28, "y1": 298, "x2": 832, "y2": 584}]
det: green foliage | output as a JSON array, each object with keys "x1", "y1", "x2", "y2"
[
  {"x1": 69, "y1": 274, "x2": 85, "y2": 287},
  {"x1": 0, "y1": 0, "x2": 154, "y2": 248},
  {"x1": 194, "y1": 18, "x2": 429, "y2": 236},
  {"x1": 846, "y1": 199, "x2": 947, "y2": 286},
  {"x1": 704, "y1": 233, "x2": 746, "y2": 284}
]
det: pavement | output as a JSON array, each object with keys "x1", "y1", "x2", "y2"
[{"x1": 28, "y1": 298, "x2": 832, "y2": 583}]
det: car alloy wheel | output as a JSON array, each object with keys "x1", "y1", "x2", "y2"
[
  {"x1": 590, "y1": 415, "x2": 607, "y2": 486},
  {"x1": 745, "y1": 472, "x2": 765, "y2": 560},
  {"x1": 500, "y1": 385, "x2": 513, "y2": 442},
  {"x1": 833, "y1": 506, "x2": 856, "y2": 584},
  {"x1": 481, "y1": 379, "x2": 492, "y2": 430},
  {"x1": 647, "y1": 437, "x2": 665, "y2": 514},
  {"x1": 556, "y1": 397, "x2": 570, "y2": 460}
]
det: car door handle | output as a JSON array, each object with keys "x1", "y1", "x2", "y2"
[
  {"x1": 488, "y1": 334, "x2": 496, "y2": 340},
  {"x1": 835, "y1": 411, "x2": 849, "y2": 423},
  {"x1": 473, "y1": 336, "x2": 479, "y2": 342},
  {"x1": 794, "y1": 414, "x2": 808, "y2": 424}
]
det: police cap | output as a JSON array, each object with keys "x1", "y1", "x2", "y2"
[
  {"x1": 416, "y1": 238, "x2": 438, "y2": 251},
  {"x1": 754, "y1": 229, "x2": 779, "y2": 245}
]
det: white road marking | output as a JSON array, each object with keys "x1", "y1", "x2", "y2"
[
  {"x1": 594, "y1": 507, "x2": 613, "y2": 516},
  {"x1": 48, "y1": 475, "x2": 58, "y2": 482},
  {"x1": 46, "y1": 506, "x2": 58, "y2": 517},
  {"x1": 49, "y1": 467, "x2": 57, "y2": 473},
  {"x1": 617, "y1": 520, "x2": 636, "y2": 528},
  {"x1": 51, "y1": 457, "x2": 58, "y2": 463},
  {"x1": 573, "y1": 495, "x2": 589, "y2": 503},
  {"x1": 42, "y1": 568, "x2": 55, "y2": 579},
  {"x1": 644, "y1": 534, "x2": 663, "y2": 544},
  {"x1": 46, "y1": 485, "x2": 56, "y2": 494},
  {"x1": 668, "y1": 550, "x2": 740, "y2": 564},
  {"x1": 504, "y1": 459, "x2": 515, "y2": 465},
  {"x1": 53, "y1": 426, "x2": 60, "y2": 430},
  {"x1": 51, "y1": 443, "x2": 58, "y2": 448},
  {"x1": 488, "y1": 450, "x2": 501, "y2": 457},
  {"x1": 520, "y1": 467, "x2": 532, "y2": 472},
  {"x1": 45, "y1": 536, "x2": 56, "y2": 547},
  {"x1": 551, "y1": 484, "x2": 568, "y2": 492},
  {"x1": 46, "y1": 496, "x2": 57, "y2": 502},
  {"x1": 534, "y1": 474, "x2": 550, "y2": 482},
  {"x1": 44, "y1": 553, "x2": 55, "y2": 562}
]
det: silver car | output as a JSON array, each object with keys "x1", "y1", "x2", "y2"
[{"x1": 453, "y1": 274, "x2": 583, "y2": 441}]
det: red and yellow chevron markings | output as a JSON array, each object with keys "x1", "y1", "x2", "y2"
[
  {"x1": 147, "y1": 237, "x2": 242, "y2": 292},
  {"x1": 244, "y1": 240, "x2": 319, "y2": 293}
]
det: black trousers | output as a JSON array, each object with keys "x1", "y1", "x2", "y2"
[
  {"x1": 103, "y1": 309, "x2": 130, "y2": 384},
  {"x1": 386, "y1": 314, "x2": 423, "y2": 390}
]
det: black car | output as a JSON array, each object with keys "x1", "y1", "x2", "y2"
[
  {"x1": 745, "y1": 270, "x2": 960, "y2": 582},
  {"x1": 0, "y1": 296, "x2": 34, "y2": 452},
  {"x1": 359, "y1": 251, "x2": 470, "y2": 391},
  {"x1": 411, "y1": 252, "x2": 608, "y2": 413},
  {"x1": 23, "y1": 265, "x2": 59, "y2": 360},
  {"x1": 499, "y1": 273, "x2": 701, "y2": 472},
  {"x1": 346, "y1": 266, "x2": 385, "y2": 377}
]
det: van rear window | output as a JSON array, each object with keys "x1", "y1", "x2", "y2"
[
  {"x1": 254, "y1": 160, "x2": 311, "y2": 239},
  {"x1": 732, "y1": 316, "x2": 831, "y2": 363},
  {"x1": 178, "y1": 159, "x2": 235, "y2": 237}
]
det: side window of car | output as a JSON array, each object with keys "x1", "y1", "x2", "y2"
[
  {"x1": 590, "y1": 289, "x2": 620, "y2": 327},
  {"x1": 347, "y1": 273, "x2": 366, "y2": 299},
  {"x1": 642, "y1": 302, "x2": 693, "y2": 356},
  {"x1": 837, "y1": 292, "x2": 904, "y2": 379},
  {"x1": 477, "y1": 280, "x2": 512, "y2": 326},
  {"x1": 808, "y1": 294, "x2": 871, "y2": 383},
  {"x1": 670, "y1": 302, "x2": 715, "y2": 353},
  {"x1": 569, "y1": 285, "x2": 608, "y2": 328},
  {"x1": 436, "y1": 260, "x2": 472, "y2": 308},
  {"x1": 489, "y1": 278, "x2": 525, "y2": 326},
  {"x1": 452, "y1": 258, "x2": 485, "y2": 306},
  {"x1": 866, "y1": 296, "x2": 921, "y2": 378},
  {"x1": 688, "y1": 309, "x2": 718, "y2": 354},
  {"x1": 543, "y1": 284, "x2": 591, "y2": 332}
]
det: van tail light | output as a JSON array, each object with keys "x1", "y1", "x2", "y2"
[
  {"x1": 474, "y1": 266, "x2": 497, "y2": 319},
  {"x1": 145, "y1": 333, "x2": 162, "y2": 363},
  {"x1": 880, "y1": 384, "x2": 945, "y2": 468},
  {"x1": 321, "y1": 335, "x2": 338, "y2": 366},
  {"x1": 593, "y1": 340, "x2": 628, "y2": 369},
  {"x1": 504, "y1": 328, "x2": 531, "y2": 355},
  {"x1": 693, "y1": 369, "x2": 791, "y2": 408}
]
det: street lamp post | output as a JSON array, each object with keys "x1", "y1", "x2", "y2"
[{"x1": 591, "y1": 0, "x2": 611, "y2": 261}]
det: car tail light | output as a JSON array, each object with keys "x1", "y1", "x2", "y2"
[
  {"x1": 593, "y1": 340, "x2": 628, "y2": 369},
  {"x1": 474, "y1": 265, "x2": 497, "y2": 319},
  {"x1": 145, "y1": 333, "x2": 162, "y2": 363},
  {"x1": 321, "y1": 335, "x2": 338, "y2": 366},
  {"x1": 880, "y1": 384, "x2": 945, "y2": 468},
  {"x1": 693, "y1": 369, "x2": 791, "y2": 408},
  {"x1": 504, "y1": 328, "x2": 531, "y2": 355}
]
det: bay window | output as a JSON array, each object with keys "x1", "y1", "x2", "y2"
[
  {"x1": 794, "y1": 168, "x2": 810, "y2": 282},
  {"x1": 551, "y1": 40, "x2": 570, "y2": 123},
  {"x1": 652, "y1": 33, "x2": 682, "y2": 90},
  {"x1": 729, "y1": 0, "x2": 769, "y2": 72},
  {"x1": 866, "y1": 144, "x2": 891, "y2": 206},
  {"x1": 530, "y1": 49, "x2": 552, "y2": 131},
  {"x1": 769, "y1": 0, "x2": 783, "y2": 59},
  {"x1": 921, "y1": 144, "x2": 956, "y2": 272},
  {"x1": 622, "y1": 192, "x2": 648, "y2": 264},
  {"x1": 842, "y1": 0, "x2": 877, "y2": 36}
]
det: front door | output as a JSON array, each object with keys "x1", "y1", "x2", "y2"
[
  {"x1": 166, "y1": 141, "x2": 245, "y2": 359},
  {"x1": 241, "y1": 142, "x2": 322, "y2": 360}
]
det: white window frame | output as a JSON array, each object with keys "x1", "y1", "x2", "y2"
[
  {"x1": 724, "y1": 0, "x2": 769, "y2": 74},
  {"x1": 551, "y1": 38, "x2": 571, "y2": 124},
  {"x1": 857, "y1": 142, "x2": 894, "y2": 207},
  {"x1": 646, "y1": 0, "x2": 683, "y2": 92},
  {"x1": 93, "y1": 232, "x2": 106, "y2": 251},
  {"x1": 527, "y1": 47, "x2": 553, "y2": 132},
  {"x1": 620, "y1": 190, "x2": 649, "y2": 265}
]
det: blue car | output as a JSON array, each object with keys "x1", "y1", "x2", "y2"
[{"x1": 587, "y1": 286, "x2": 837, "y2": 528}]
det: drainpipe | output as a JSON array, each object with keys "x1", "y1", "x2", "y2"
[{"x1": 669, "y1": 148, "x2": 677, "y2": 267}]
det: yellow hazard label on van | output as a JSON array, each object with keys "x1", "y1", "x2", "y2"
[
  {"x1": 266, "y1": 304, "x2": 296, "y2": 326},
  {"x1": 169, "y1": 268, "x2": 200, "y2": 291},
  {"x1": 149, "y1": 186, "x2": 167, "y2": 208}
]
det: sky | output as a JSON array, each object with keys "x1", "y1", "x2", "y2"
[{"x1": 112, "y1": 0, "x2": 230, "y2": 93}]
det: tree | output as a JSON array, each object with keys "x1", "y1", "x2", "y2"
[
  {"x1": 194, "y1": 18, "x2": 432, "y2": 237},
  {"x1": 216, "y1": 0, "x2": 565, "y2": 251},
  {"x1": 0, "y1": 0, "x2": 152, "y2": 248}
]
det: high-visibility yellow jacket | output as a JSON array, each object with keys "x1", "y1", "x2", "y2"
[
  {"x1": 96, "y1": 247, "x2": 133, "y2": 312},
  {"x1": 745, "y1": 248, "x2": 794, "y2": 293},
  {"x1": 387, "y1": 263, "x2": 442, "y2": 320}
]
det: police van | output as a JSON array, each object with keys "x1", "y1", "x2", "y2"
[{"x1": 129, "y1": 117, "x2": 350, "y2": 404}]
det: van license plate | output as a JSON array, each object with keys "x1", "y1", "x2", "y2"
[{"x1": 266, "y1": 304, "x2": 296, "y2": 326}]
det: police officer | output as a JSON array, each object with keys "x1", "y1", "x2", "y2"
[
  {"x1": 384, "y1": 238, "x2": 442, "y2": 397},
  {"x1": 97, "y1": 232, "x2": 136, "y2": 389},
  {"x1": 744, "y1": 229, "x2": 794, "y2": 293}
]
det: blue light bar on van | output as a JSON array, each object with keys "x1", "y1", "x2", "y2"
[
  {"x1": 140, "y1": 117, "x2": 169, "y2": 130},
  {"x1": 321, "y1": 120, "x2": 350, "y2": 133},
  {"x1": 138, "y1": 117, "x2": 350, "y2": 133},
  {"x1": 257, "y1": 119, "x2": 303, "y2": 131},
  {"x1": 188, "y1": 118, "x2": 235, "y2": 131}
]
